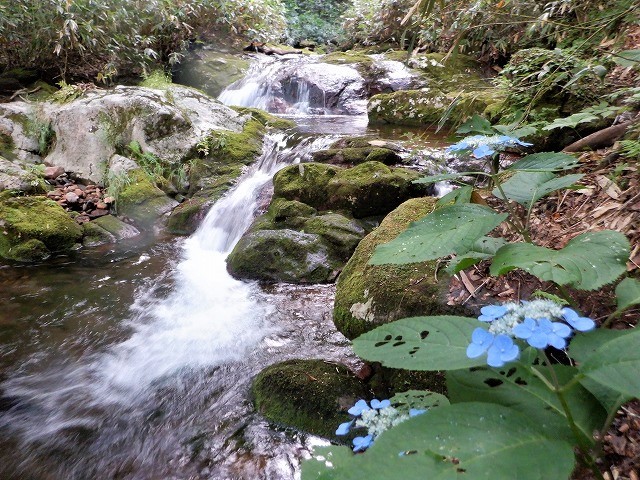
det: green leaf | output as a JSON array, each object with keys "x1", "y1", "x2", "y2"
[
  {"x1": 435, "y1": 185, "x2": 472, "y2": 207},
  {"x1": 352, "y1": 316, "x2": 486, "y2": 371},
  {"x1": 302, "y1": 445, "x2": 352, "y2": 480},
  {"x1": 614, "y1": 49, "x2": 640, "y2": 67},
  {"x1": 391, "y1": 390, "x2": 450, "y2": 410},
  {"x1": 446, "y1": 236, "x2": 507, "y2": 273},
  {"x1": 304, "y1": 403, "x2": 576, "y2": 480},
  {"x1": 370, "y1": 204, "x2": 508, "y2": 265},
  {"x1": 580, "y1": 328, "x2": 640, "y2": 399},
  {"x1": 568, "y1": 329, "x2": 632, "y2": 411},
  {"x1": 413, "y1": 172, "x2": 484, "y2": 184},
  {"x1": 493, "y1": 172, "x2": 583, "y2": 208},
  {"x1": 508, "y1": 151, "x2": 580, "y2": 172},
  {"x1": 615, "y1": 277, "x2": 640, "y2": 311},
  {"x1": 490, "y1": 231, "x2": 629, "y2": 290},
  {"x1": 447, "y1": 360, "x2": 606, "y2": 445},
  {"x1": 456, "y1": 114, "x2": 496, "y2": 135},
  {"x1": 542, "y1": 112, "x2": 599, "y2": 131}
]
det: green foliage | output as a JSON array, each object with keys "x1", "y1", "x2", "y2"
[
  {"x1": 283, "y1": 0, "x2": 350, "y2": 44},
  {"x1": 353, "y1": 316, "x2": 487, "y2": 371},
  {"x1": 369, "y1": 204, "x2": 508, "y2": 265},
  {"x1": 541, "y1": 103, "x2": 621, "y2": 131},
  {"x1": 493, "y1": 171, "x2": 584, "y2": 209},
  {"x1": 51, "y1": 81, "x2": 86, "y2": 103},
  {"x1": 614, "y1": 278, "x2": 640, "y2": 312},
  {"x1": 618, "y1": 140, "x2": 640, "y2": 161},
  {"x1": 613, "y1": 49, "x2": 640, "y2": 67},
  {"x1": 0, "y1": 0, "x2": 287, "y2": 82}
]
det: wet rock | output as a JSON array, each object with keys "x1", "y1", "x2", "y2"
[
  {"x1": 273, "y1": 163, "x2": 341, "y2": 209},
  {"x1": 65, "y1": 192, "x2": 79, "y2": 204},
  {"x1": 0, "y1": 157, "x2": 36, "y2": 192},
  {"x1": 115, "y1": 171, "x2": 178, "y2": 228},
  {"x1": 252, "y1": 359, "x2": 368, "y2": 441},
  {"x1": 333, "y1": 197, "x2": 465, "y2": 340},
  {"x1": 44, "y1": 165, "x2": 65, "y2": 179},
  {"x1": 82, "y1": 221, "x2": 116, "y2": 247},
  {"x1": 0, "y1": 195, "x2": 83, "y2": 262},
  {"x1": 92, "y1": 215, "x2": 140, "y2": 240},
  {"x1": 166, "y1": 197, "x2": 210, "y2": 235}
]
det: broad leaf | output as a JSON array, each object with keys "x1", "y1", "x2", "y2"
[
  {"x1": 456, "y1": 114, "x2": 495, "y2": 135},
  {"x1": 446, "y1": 236, "x2": 507, "y2": 273},
  {"x1": 304, "y1": 403, "x2": 576, "y2": 480},
  {"x1": 302, "y1": 445, "x2": 353, "y2": 480},
  {"x1": 352, "y1": 316, "x2": 486, "y2": 371},
  {"x1": 436, "y1": 185, "x2": 472, "y2": 207},
  {"x1": 569, "y1": 329, "x2": 632, "y2": 411},
  {"x1": 447, "y1": 360, "x2": 606, "y2": 445},
  {"x1": 490, "y1": 231, "x2": 629, "y2": 290},
  {"x1": 542, "y1": 112, "x2": 599, "y2": 131},
  {"x1": 614, "y1": 49, "x2": 640, "y2": 67},
  {"x1": 391, "y1": 390, "x2": 450, "y2": 410},
  {"x1": 493, "y1": 171, "x2": 583, "y2": 208},
  {"x1": 580, "y1": 328, "x2": 640, "y2": 399},
  {"x1": 370, "y1": 204, "x2": 508, "y2": 265},
  {"x1": 615, "y1": 277, "x2": 640, "y2": 311},
  {"x1": 508, "y1": 151, "x2": 580, "y2": 172}
]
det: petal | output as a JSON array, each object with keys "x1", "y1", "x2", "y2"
[
  {"x1": 528, "y1": 331, "x2": 549, "y2": 349},
  {"x1": 348, "y1": 399, "x2": 370, "y2": 416},
  {"x1": 353, "y1": 435, "x2": 373, "y2": 452},
  {"x1": 548, "y1": 334, "x2": 567, "y2": 350},
  {"x1": 486, "y1": 345, "x2": 505, "y2": 367},
  {"x1": 371, "y1": 399, "x2": 391, "y2": 409},
  {"x1": 472, "y1": 144, "x2": 495, "y2": 158},
  {"x1": 552, "y1": 322, "x2": 572, "y2": 338},
  {"x1": 562, "y1": 308, "x2": 596, "y2": 332},
  {"x1": 493, "y1": 334, "x2": 514, "y2": 351},
  {"x1": 472, "y1": 327, "x2": 494, "y2": 346},
  {"x1": 500, "y1": 343, "x2": 520, "y2": 363},
  {"x1": 467, "y1": 342, "x2": 488, "y2": 358},
  {"x1": 513, "y1": 318, "x2": 536, "y2": 339},
  {"x1": 409, "y1": 409, "x2": 427, "y2": 417},
  {"x1": 336, "y1": 420, "x2": 353, "y2": 436}
]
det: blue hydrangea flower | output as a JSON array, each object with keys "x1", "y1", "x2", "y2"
[
  {"x1": 486, "y1": 334, "x2": 520, "y2": 367},
  {"x1": 561, "y1": 308, "x2": 596, "y2": 332},
  {"x1": 466, "y1": 327, "x2": 495, "y2": 358},
  {"x1": 353, "y1": 434, "x2": 374, "y2": 452},
  {"x1": 409, "y1": 408, "x2": 427, "y2": 417},
  {"x1": 370, "y1": 399, "x2": 391, "y2": 410},
  {"x1": 336, "y1": 420, "x2": 354, "y2": 436},
  {"x1": 520, "y1": 318, "x2": 572, "y2": 349},
  {"x1": 348, "y1": 399, "x2": 371, "y2": 416},
  {"x1": 478, "y1": 305, "x2": 508, "y2": 322},
  {"x1": 472, "y1": 144, "x2": 495, "y2": 158}
]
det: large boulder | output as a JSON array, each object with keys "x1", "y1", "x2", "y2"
[
  {"x1": 115, "y1": 171, "x2": 179, "y2": 228},
  {"x1": 0, "y1": 194, "x2": 83, "y2": 261},
  {"x1": 334, "y1": 197, "x2": 463, "y2": 340},
  {"x1": 273, "y1": 162, "x2": 341, "y2": 208},
  {"x1": 0, "y1": 85, "x2": 247, "y2": 184},
  {"x1": 252, "y1": 359, "x2": 369, "y2": 441}
]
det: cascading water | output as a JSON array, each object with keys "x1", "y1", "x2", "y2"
[{"x1": 0, "y1": 132, "x2": 349, "y2": 480}]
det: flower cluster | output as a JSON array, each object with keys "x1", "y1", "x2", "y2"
[
  {"x1": 446, "y1": 134, "x2": 532, "y2": 158},
  {"x1": 467, "y1": 299, "x2": 596, "y2": 367},
  {"x1": 336, "y1": 399, "x2": 426, "y2": 452}
]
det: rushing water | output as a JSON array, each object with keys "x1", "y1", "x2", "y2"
[{"x1": 0, "y1": 51, "x2": 449, "y2": 480}]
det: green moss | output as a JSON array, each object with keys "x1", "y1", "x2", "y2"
[
  {"x1": 231, "y1": 107, "x2": 296, "y2": 130},
  {"x1": 268, "y1": 197, "x2": 317, "y2": 221},
  {"x1": 0, "y1": 195, "x2": 82, "y2": 261},
  {"x1": 166, "y1": 197, "x2": 209, "y2": 235},
  {"x1": 273, "y1": 162, "x2": 341, "y2": 209},
  {"x1": 322, "y1": 50, "x2": 374, "y2": 66},
  {"x1": 82, "y1": 221, "x2": 115, "y2": 247},
  {"x1": 139, "y1": 70, "x2": 173, "y2": 89},
  {"x1": 116, "y1": 170, "x2": 175, "y2": 226},
  {"x1": 0, "y1": 133, "x2": 15, "y2": 160},
  {"x1": 252, "y1": 359, "x2": 368, "y2": 441},
  {"x1": 303, "y1": 213, "x2": 365, "y2": 260},
  {"x1": 311, "y1": 147, "x2": 374, "y2": 165},
  {"x1": 326, "y1": 161, "x2": 422, "y2": 218},
  {"x1": 333, "y1": 197, "x2": 463, "y2": 340}
]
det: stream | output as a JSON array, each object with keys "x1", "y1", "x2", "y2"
[{"x1": 0, "y1": 51, "x2": 449, "y2": 480}]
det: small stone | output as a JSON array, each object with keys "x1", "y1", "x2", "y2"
[
  {"x1": 44, "y1": 166, "x2": 65, "y2": 180},
  {"x1": 47, "y1": 189, "x2": 63, "y2": 198},
  {"x1": 103, "y1": 196, "x2": 115, "y2": 204},
  {"x1": 74, "y1": 188, "x2": 84, "y2": 197},
  {"x1": 96, "y1": 201, "x2": 108, "y2": 210},
  {"x1": 75, "y1": 215, "x2": 90, "y2": 224},
  {"x1": 65, "y1": 192, "x2": 80, "y2": 204},
  {"x1": 88, "y1": 209, "x2": 109, "y2": 218}
]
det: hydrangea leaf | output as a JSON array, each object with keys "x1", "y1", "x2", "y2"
[
  {"x1": 447, "y1": 359, "x2": 606, "y2": 445},
  {"x1": 435, "y1": 185, "x2": 473, "y2": 207},
  {"x1": 352, "y1": 316, "x2": 488, "y2": 371},
  {"x1": 508, "y1": 151, "x2": 580, "y2": 172},
  {"x1": 615, "y1": 277, "x2": 640, "y2": 311},
  {"x1": 302, "y1": 445, "x2": 353, "y2": 480},
  {"x1": 614, "y1": 49, "x2": 640, "y2": 67},
  {"x1": 542, "y1": 112, "x2": 600, "y2": 131},
  {"x1": 580, "y1": 328, "x2": 640, "y2": 399},
  {"x1": 369, "y1": 204, "x2": 508, "y2": 265},
  {"x1": 456, "y1": 114, "x2": 496, "y2": 135},
  {"x1": 490, "y1": 231, "x2": 629, "y2": 290},
  {"x1": 568, "y1": 329, "x2": 632, "y2": 411},
  {"x1": 493, "y1": 171, "x2": 583, "y2": 208},
  {"x1": 391, "y1": 390, "x2": 450, "y2": 411},
  {"x1": 446, "y1": 236, "x2": 507, "y2": 273},
  {"x1": 304, "y1": 403, "x2": 575, "y2": 480},
  {"x1": 413, "y1": 172, "x2": 484, "y2": 184}
]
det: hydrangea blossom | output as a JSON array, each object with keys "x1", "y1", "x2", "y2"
[
  {"x1": 336, "y1": 398, "x2": 427, "y2": 452},
  {"x1": 466, "y1": 299, "x2": 596, "y2": 367},
  {"x1": 446, "y1": 135, "x2": 532, "y2": 158}
]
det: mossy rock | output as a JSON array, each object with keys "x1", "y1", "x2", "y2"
[
  {"x1": 226, "y1": 229, "x2": 342, "y2": 283},
  {"x1": 326, "y1": 161, "x2": 423, "y2": 218},
  {"x1": 368, "y1": 88, "x2": 502, "y2": 128},
  {"x1": 92, "y1": 215, "x2": 140, "y2": 239},
  {"x1": 302, "y1": 213, "x2": 366, "y2": 260},
  {"x1": 268, "y1": 197, "x2": 317, "y2": 222},
  {"x1": 329, "y1": 137, "x2": 374, "y2": 149},
  {"x1": 273, "y1": 163, "x2": 341, "y2": 209},
  {"x1": 116, "y1": 171, "x2": 178, "y2": 227},
  {"x1": 312, "y1": 147, "x2": 402, "y2": 166},
  {"x1": 0, "y1": 195, "x2": 83, "y2": 261},
  {"x1": 334, "y1": 197, "x2": 461, "y2": 340},
  {"x1": 166, "y1": 197, "x2": 210, "y2": 235},
  {"x1": 232, "y1": 107, "x2": 296, "y2": 130},
  {"x1": 82, "y1": 221, "x2": 116, "y2": 247},
  {"x1": 322, "y1": 50, "x2": 374, "y2": 66},
  {"x1": 174, "y1": 50, "x2": 250, "y2": 98},
  {"x1": 252, "y1": 359, "x2": 369, "y2": 441}
]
